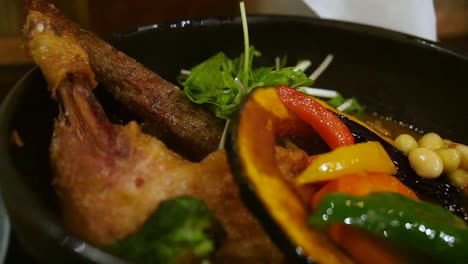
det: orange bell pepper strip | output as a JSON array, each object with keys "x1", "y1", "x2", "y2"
[
  {"x1": 328, "y1": 225, "x2": 405, "y2": 264},
  {"x1": 311, "y1": 172, "x2": 418, "y2": 209},
  {"x1": 277, "y1": 85, "x2": 354, "y2": 149}
]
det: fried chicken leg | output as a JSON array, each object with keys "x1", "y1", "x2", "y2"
[
  {"x1": 24, "y1": 5, "x2": 312, "y2": 262},
  {"x1": 26, "y1": 0, "x2": 224, "y2": 161},
  {"x1": 25, "y1": 7, "x2": 184, "y2": 246}
]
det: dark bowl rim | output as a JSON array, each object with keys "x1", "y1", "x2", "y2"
[
  {"x1": 0, "y1": 14, "x2": 467, "y2": 263},
  {"x1": 114, "y1": 15, "x2": 468, "y2": 60}
]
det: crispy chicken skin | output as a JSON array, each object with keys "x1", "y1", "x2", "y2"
[
  {"x1": 24, "y1": 2, "x2": 314, "y2": 262},
  {"x1": 26, "y1": 0, "x2": 224, "y2": 161}
]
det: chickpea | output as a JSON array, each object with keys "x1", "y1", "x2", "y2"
[
  {"x1": 418, "y1": 133, "x2": 444, "y2": 150},
  {"x1": 394, "y1": 134, "x2": 418, "y2": 154},
  {"x1": 436, "y1": 148, "x2": 461, "y2": 173},
  {"x1": 443, "y1": 139, "x2": 457, "y2": 148},
  {"x1": 455, "y1": 144, "x2": 468, "y2": 170},
  {"x1": 448, "y1": 169, "x2": 468, "y2": 188},
  {"x1": 408, "y1": 148, "x2": 443, "y2": 178}
]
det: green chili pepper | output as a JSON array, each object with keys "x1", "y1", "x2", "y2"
[{"x1": 308, "y1": 192, "x2": 468, "y2": 263}]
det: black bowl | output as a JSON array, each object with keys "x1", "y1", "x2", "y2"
[{"x1": 0, "y1": 15, "x2": 467, "y2": 263}]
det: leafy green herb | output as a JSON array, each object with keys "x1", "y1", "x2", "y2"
[
  {"x1": 309, "y1": 192, "x2": 468, "y2": 263},
  {"x1": 328, "y1": 94, "x2": 365, "y2": 118},
  {"x1": 250, "y1": 67, "x2": 313, "y2": 89},
  {"x1": 180, "y1": 50, "x2": 312, "y2": 120},
  {"x1": 180, "y1": 52, "x2": 244, "y2": 120},
  {"x1": 110, "y1": 196, "x2": 225, "y2": 264}
]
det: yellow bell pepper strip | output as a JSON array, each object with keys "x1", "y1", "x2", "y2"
[
  {"x1": 296, "y1": 141, "x2": 397, "y2": 185},
  {"x1": 277, "y1": 85, "x2": 355, "y2": 150}
]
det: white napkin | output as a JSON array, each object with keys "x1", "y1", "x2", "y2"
[{"x1": 302, "y1": 0, "x2": 437, "y2": 41}]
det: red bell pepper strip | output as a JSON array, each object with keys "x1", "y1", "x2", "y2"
[{"x1": 277, "y1": 85, "x2": 354, "y2": 149}]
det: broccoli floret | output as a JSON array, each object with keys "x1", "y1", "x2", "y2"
[{"x1": 110, "y1": 196, "x2": 225, "y2": 264}]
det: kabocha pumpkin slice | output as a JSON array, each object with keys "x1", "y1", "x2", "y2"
[{"x1": 226, "y1": 87, "x2": 353, "y2": 264}]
